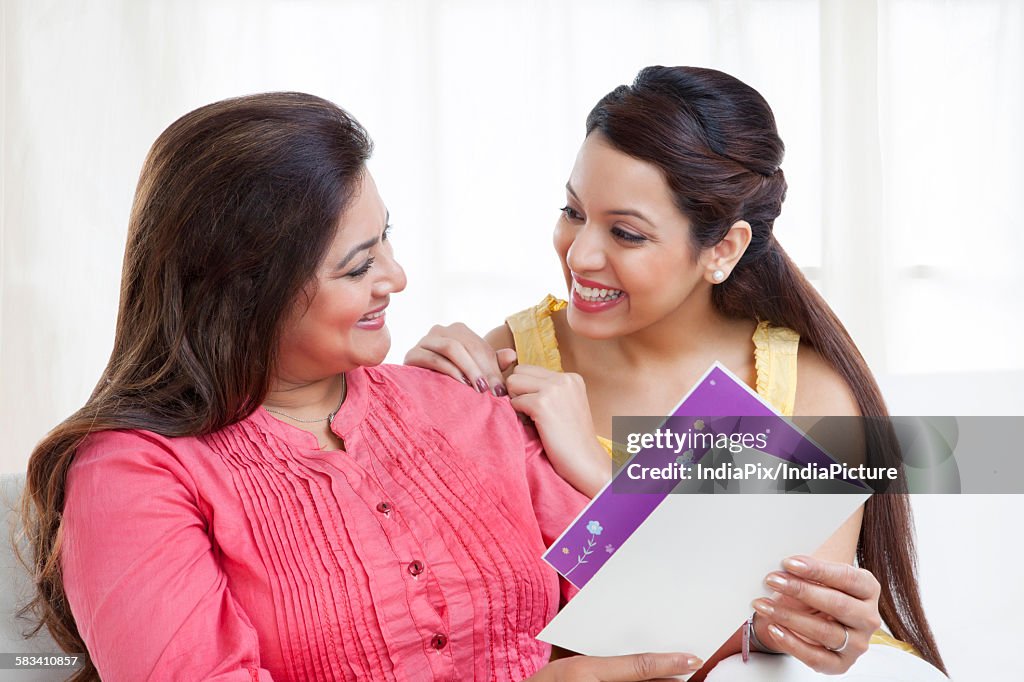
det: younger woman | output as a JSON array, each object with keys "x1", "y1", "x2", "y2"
[{"x1": 406, "y1": 66, "x2": 946, "y2": 677}]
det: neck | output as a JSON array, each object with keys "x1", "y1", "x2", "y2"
[{"x1": 263, "y1": 372, "x2": 347, "y2": 418}]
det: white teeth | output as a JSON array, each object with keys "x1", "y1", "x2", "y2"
[
  {"x1": 361, "y1": 310, "x2": 384, "y2": 320},
  {"x1": 573, "y1": 280, "x2": 623, "y2": 302}
]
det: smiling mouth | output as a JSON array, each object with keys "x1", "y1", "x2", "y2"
[
  {"x1": 359, "y1": 310, "x2": 385, "y2": 322},
  {"x1": 573, "y1": 280, "x2": 625, "y2": 303}
]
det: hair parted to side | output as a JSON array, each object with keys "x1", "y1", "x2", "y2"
[
  {"x1": 587, "y1": 66, "x2": 945, "y2": 673},
  {"x1": 19, "y1": 92, "x2": 373, "y2": 680}
]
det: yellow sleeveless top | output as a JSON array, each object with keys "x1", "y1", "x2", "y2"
[{"x1": 505, "y1": 294, "x2": 919, "y2": 656}]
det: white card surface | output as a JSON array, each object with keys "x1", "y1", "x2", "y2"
[{"x1": 537, "y1": 493, "x2": 869, "y2": 668}]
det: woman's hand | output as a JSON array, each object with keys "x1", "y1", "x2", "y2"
[
  {"x1": 507, "y1": 365, "x2": 611, "y2": 497},
  {"x1": 526, "y1": 652, "x2": 703, "y2": 681},
  {"x1": 750, "y1": 554, "x2": 882, "y2": 674},
  {"x1": 404, "y1": 322, "x2": 516, "y2": 396}
]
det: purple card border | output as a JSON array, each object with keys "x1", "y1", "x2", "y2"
[{"x1": 543, "y1": 362, "x2": 854, "y2": 588}]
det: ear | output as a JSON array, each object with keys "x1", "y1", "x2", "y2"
[{"x1": 701, "y1": 220, "x2": 752, "y2": 284}]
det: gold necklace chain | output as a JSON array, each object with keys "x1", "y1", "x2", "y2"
[{"x1": 263, "y1": 374, "x2": 347, "y2": 425}]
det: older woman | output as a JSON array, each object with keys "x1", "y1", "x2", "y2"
[{"x1": 20, "y1": 93, "x2": 697, "y2": 681}]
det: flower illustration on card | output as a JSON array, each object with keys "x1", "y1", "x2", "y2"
[
  {"x1": 561, "y1": 547, "x2": 569, "y2": 554},
  {"x1": 676, "y1": 450, "x2": 695, "y2": 465},
  {"x1": 564, "y1": 520, "x2": 604, "y2": 577},
  {"x1": 694, "y1": 419, "x2": 705, "y2": 430},
  {"x1": 605, "y1": 544, "x2": 615, "y2": 554}
]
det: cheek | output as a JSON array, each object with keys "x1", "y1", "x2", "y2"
[
  {"x1": 552, "y1": 222, "x2": 573, "y2": 261},
  {"x1": 552, "y1": 224, "x2": 575, "y2": 286},
  {"x1": 296, "y1": 300, "x2": 364, "y2": 348},
  {"x1": 617, "y1": 253, "x2": 683, "y2": 298}
]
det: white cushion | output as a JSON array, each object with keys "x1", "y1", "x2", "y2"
[{"x1": 2, "y1": 473, "x2": 72, "y2": 681}]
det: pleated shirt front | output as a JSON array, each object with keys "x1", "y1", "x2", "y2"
[{"x1": 62, "y1": 365, "x2": 587, "y2": 681}]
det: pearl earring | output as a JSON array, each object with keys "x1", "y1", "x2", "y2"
[{"x1": 712, "y1": 269, "x2": 726, "y2": 283}]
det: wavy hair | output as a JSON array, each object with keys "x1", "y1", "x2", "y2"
[{"x1": 19, "y1": 92, "x2": 373, "y2": 680}]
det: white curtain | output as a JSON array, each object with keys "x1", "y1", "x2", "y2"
[
  {"x1": 3, "y1": 0, "x2": 1021, "y2": 453},
  {"x1": 2, "y1": 7, "x2": 1021, "y2": 410},
  {"x1": 3, "y1": 0, "x2": 1021, "y2": 457}
]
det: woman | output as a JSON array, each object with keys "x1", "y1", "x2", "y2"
[
  {"x1": 406, "y1": 66, "x2": 946, "y2": 677},
  {"x1": 19, "y1": 93, "x2": 700, "y2": 681}
]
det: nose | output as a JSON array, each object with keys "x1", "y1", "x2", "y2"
[
  {"x1": 565, "y1": 223, "x2": 606, "y2": 274},
  {"x1": 373, "y1": 248, "x2": 407, "y2": 297}
]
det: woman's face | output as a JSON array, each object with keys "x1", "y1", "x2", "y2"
[
  {"x1": 553, "y1": 133, "x2": 708, "y2": 339},
  {"x1": 275, "y1": 170, "x2": 407, "y2": 384}
]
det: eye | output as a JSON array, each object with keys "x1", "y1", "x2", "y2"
[
  {"x1": 346, "y1": 257, "x2": 376, "y2": 279},
  {"x1": 382, "y1": 223, "x2": 393, "y2": 241},
  {"x1": 611, "y1": 226, "x2": 647, "y2": 244},
  {"x1": 559, "y1": 205, "x2": 583, "y2": 221}
]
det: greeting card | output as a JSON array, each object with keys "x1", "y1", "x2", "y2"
[{"x1": 537, "y1": 363, "x2": 870, "y2": 668}]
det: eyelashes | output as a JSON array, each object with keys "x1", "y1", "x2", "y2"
[
  {"x1": 346, "y1": 223, "x2": 393, "y2": 279},
  {"x1": 560, "y1": 206, "x2": 648, "y2": 244},
  {"x1": 611, "y1": 227, "x2": 646, "y2": 244},
  {"x1": 346, "y1": 257, "x2": 375, "y2": 279},
  {"x1": 560, "y1": 205, "x2": 583, "y2": 221}
]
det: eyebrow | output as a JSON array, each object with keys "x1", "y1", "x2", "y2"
[
  {"x1": 334, "y1": 210, "x2": 390, "y2": 270},
  {"x1": 565, "y1": 183, "x2": 656, "y2": 226}
]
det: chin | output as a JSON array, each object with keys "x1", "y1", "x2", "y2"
[
  {"x1": 565, "y1": 308, "x2": 626, "y2": 341},
  {"x1": 359, "y1": 334, "x2": 393, "y2": 367}
]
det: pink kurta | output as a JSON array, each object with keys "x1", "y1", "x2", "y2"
[{"x1": 62, "y1": 365, "x2": 587, "y2": 681}]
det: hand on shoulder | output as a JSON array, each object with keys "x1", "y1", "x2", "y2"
[{"x1": 404, "y1": 322, "x2": 517, "y2": 396}]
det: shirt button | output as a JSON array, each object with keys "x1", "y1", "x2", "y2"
[
  {"x1": 430, "y1": 633, "x2": 448, "y2": 650},
  {"x1": 376, "y1": 501, "x2": 392, "y2": 514},
  {"x1": 408, "y1": 560, "x2": 424, "y2": 577}
]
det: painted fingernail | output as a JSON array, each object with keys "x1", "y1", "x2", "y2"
[
  {"x1": 752, "y1": 599, "x2": 775, "y2": 615},
  {"x1": 687, "y1": 656, "x2": 704, "y2": 669},
  {"x1": 493, "y1": 384, "x2": 508, "y2": 397},
  {"x1": 765, "y1": 573, "x2": 789, "y2": 589},
  {"x1": 783, "y1": 557, "x2": 809, "y2": 572},
  {"x1": 475, "y1": 377, "x2": 488, "y2": 393},
  {"x1": 769, "y1": 624, "x2": 786, "y2": 640},
  {"x1": 460, "y1": 375, "x2": 472, "y2": 387}
]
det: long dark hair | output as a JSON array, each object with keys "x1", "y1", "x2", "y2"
[
  {"x1": 19, "y1": 92, "x2": 373, "y2": 680},
  {"x1": 587, "y1": 66, "x2": 945, "y2": 672}
]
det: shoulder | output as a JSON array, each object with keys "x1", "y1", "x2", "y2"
[
  {"x1": 503, "y1": 294, "x2": 571, "y2": 370},
  {"x1": 484, "y1": 324, "x2": 515, "y2": 350},
  {"x1": 62, "y1": 430, "x2": 212, "y2": 573},
  {"x1": 74, "y1": 428, "x2": 188, "y2": 473},
  {"x1": 368, "y1": 364, "x2": 519, "y2": 421},
  {"x1": 503, "y1": 295, "x2": 567, "y2": 343},
  {"x1": 794, "y1": 343, "x2": 861, "y2": 417},
  {"x1": 369, "y1": 363, "x2": 484, "y2": 402},
  {"x1": 368, "y1": 363, "x2": 535, "y2": 454},
  {"x1": 68, "y1": 429, "x2": 204, "y2": 508}
]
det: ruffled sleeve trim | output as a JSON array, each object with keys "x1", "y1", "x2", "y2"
[
  {"x1": 505, "y1": 294, "x2": 568, "y2": 373},
  {"x1": 752, "y1": 321, "x2": 800, "y2": 417},
  {"x1": 869, "y1": 630, "x2": 923, "y2": 657}
]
